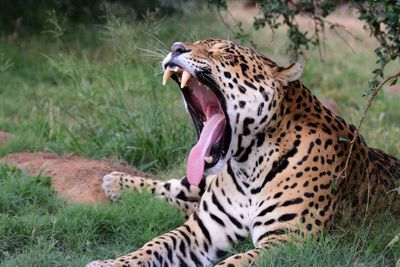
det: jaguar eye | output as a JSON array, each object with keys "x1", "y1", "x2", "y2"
[{"x1": 171, "y1": 42, "x2": 191, "y2": 56}]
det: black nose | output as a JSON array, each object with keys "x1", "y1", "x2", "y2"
[{"x1": 171, "y1": 42, "x2": 190, "y2": 56}]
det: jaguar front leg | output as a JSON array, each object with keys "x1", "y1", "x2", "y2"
[
  {"x1": 87, "y1": 175, "x2": 252, "y2": 267},
  {"x1": 102, "y1": 171, "x2": 215, "y2": 217},
  {"x1": 86, "y1": 207, "x2": 247, "y2": 266},
  {"x1": 216, "y1": 204, "x2": 319, "y2": 266},
  {"x1": 215, "y1": 233, "x2": 293, "y2": 266}
]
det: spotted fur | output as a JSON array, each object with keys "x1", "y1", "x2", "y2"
[{"x1": 87, "y1": 39, "x2": 400, "y2": 267}]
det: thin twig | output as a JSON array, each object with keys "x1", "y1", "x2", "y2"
[
  {"x1": 217, "y1": 9, "x2": 235, "y2": 35},
  {"x1": 331, "y1": 27, "x2": 355, "y2": 53},
  {"x1": 313, "y1": 17, "x2": 324, "y2": 61},
  {"x1": 311, "y1": 0, "x2": 324, "y2": 61},
  {"x1": 337, "y1": 71, "x2": 400, "y2": 180},
  {"x1": 324, "y1": 20, "x2": 361, "y2": 41},
  {"x1": 311, "y1": 15, "x2": 360, "y2": 55}
]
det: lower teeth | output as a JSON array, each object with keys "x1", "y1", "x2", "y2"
[{"x1": 204, "y1": 156, "x2": 213, "y2": 163}]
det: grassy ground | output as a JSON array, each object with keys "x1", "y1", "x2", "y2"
[
  {"x1": 0, "y1": 164, "x2": 184, "y2": 267},
  {"x1": 0, "y1": 5, "x2": 399, "y2": 267}
]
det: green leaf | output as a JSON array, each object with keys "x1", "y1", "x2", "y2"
[
  {"x1": 363, "y1": 86, "x2": 374, "y2": 97},
  {"x1": 390, "y1": 77, "x2": 398, "y2": 86},
  {"x1": 332, "y1": 178, "x2": 338, "y2": 191}
]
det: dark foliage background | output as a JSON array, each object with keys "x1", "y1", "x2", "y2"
[{"x1": 0, "y1": 0, "x2": 188, "y2": 34}]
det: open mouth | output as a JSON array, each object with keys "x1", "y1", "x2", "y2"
[{"x1": 163, "y1": 64, "x2": 230, "y2": 186}]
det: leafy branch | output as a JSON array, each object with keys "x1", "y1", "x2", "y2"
[{"x1": 208, "y1": 0, "x2": 400, "y2": 88}]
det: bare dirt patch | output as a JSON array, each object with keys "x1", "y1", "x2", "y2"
[
  {"x1": 228, "y1": 3, "x2": 377, "y2": 51},
  {"x1": 229, "y1": 3, "x2": 368, "y2": 35},
  {"x1": 0, "y1": 152, "x2": 153, "y2": 204},
  {"x1": 385, "y1": 85, "x2": 400, "y2": 96}
]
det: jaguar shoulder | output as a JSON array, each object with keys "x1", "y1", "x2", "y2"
[{"x1": 87, "y1": 39, "x2": 400, "y2": 267}]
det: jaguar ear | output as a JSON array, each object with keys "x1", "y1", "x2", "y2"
[{"x1": 275, "y1": 62, "x2": 303, "y2": 84}]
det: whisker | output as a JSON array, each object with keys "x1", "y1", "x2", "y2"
[
  {"x1": 137, "y1": 48, "x2": 165, "y2": 59},
  {"x1": 143, "y1": 55, "x2": 165, "y2": 59},
  {"x1": 178, "y1": 25, "x2": 197, "y2": 42},
  {"x1": 140, "y1": 53, "x2": 165, "y2": 59},
  {"x1": 154, "y1": 69, "x2": 164, "y2": 76},
  {"x1": 155, "y1": 48, "x2": 168, "y2": 56},
  {"x1": 144, "y1": 32, "x2": 168, "y2": 48},
  {"x1": 137, "y1": 47, "x2": 163, "y2": 55}
]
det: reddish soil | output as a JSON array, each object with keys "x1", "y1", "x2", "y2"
[
  {"x1": 385, "y1": 85, "x2": 400, "y2": 96},
  {"x1": 0, "y1": 152, "x2": 152, "y2": 204},
  {"x1": 230, "y1": 3, "x2": 368, "y2": 35}
]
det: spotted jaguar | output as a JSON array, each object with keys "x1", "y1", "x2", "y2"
[{"x1": 87, "y1": 39, "x2": 400, "y2": 267}]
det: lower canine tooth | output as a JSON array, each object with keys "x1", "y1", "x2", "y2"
[
  {"x1": 204, "y1": 156, "x2": 213, "y2": 163},
  {"x1": 181, "y1": 70, "x2": 191, "y2": 88},
  {"x1": 162, "y1": 69, "x2": 173, "y2": 86}
]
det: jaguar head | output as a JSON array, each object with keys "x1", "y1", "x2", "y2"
[{"x1": 162, "y1": 39, "x2": 302, "y2": 185}]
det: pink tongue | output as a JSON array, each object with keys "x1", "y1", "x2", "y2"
[{"x1": 187, "y1": 114, "x2": 225, "y2": 186}]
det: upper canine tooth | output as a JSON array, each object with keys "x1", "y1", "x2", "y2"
[
  {"x1": 162, "y1": 68, "x2": 174, "y2": 86},
  {"x1": 181, "y1": 70, "x2": 191, "y2": 88},
  {"x1": 173, "y1": 66, "x2": 179, "y2": 72}
]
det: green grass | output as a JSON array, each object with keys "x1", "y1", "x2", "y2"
[
  {"x1": 0, "y1": 5, "x2": 399, "y2": 267},
  {"x1": 0, "y1": 164, "x2": 185, "y2": 266},
  {"x1": 1, "y1": 164, "x2": 399, "y2": 266}
]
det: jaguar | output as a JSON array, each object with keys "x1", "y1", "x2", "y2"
[{"x1": 87, "y1": 39, "x2": 400, "y2": 267}]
